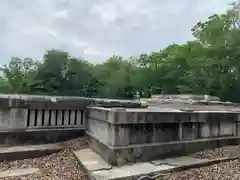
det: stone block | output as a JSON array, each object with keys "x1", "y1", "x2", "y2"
[
  {"x1": 220, "y1": 121, "x2": 234, "y2": 136},
  {"x1": 87, "y1": 118, "x2": 111, "y2": 145},
  {"x1": 200, "y1": 123, "x2": 210, "y2": 138},
  {"x1": 9, "y1": 108, "x2": 27, "y2": 130},
  {"x1": 74, "y1": 149, "x2": 112, "y2": 171},
  {"x1": 0, "y1": 109, "x2": 10, "y2": 130},
  {"x1": 182, "y1": 122, "x2": 199, "y2": 140},
  {"x1": 86, "y1": 106, "x2": 240, "y2": 166},
  {"x1": 210, "y1": 123, "x2": 219, "y2": 137},
  {"x1": 87, "y1": 122, "x2": 240, "y2": 166}
]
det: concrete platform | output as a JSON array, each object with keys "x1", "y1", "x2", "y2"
[
  {"x1": 0, "y1": 168, "x2": 39, "y2": 178},
  {"x1": 92, "y1": 163, "x2": 174, "y2": 180},
  {"x1": 74, "y1": 148, "x2": 240, "y2": 180},
  {"x1": 74, "y1": 148, "x2": 112, "y2": 171},
  {"x1": 151, "y1": 156, "x2": 209, "y2": 166},
  {"x1": 0, "y1": 143, "x2": 63, "y2": 161},
  {"x1": 74, "y1": 148, "x2": 174, "y2": 180}
]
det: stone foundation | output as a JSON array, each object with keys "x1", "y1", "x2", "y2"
[
  {"x1": 0, "y1": 94, "x2": 141, "y2": 146},
  {"x1": 86, "y1": 106, "x2": 240, "y2": 166},
  {"x1": 0, "y1": 129, "x2": 84, "y2": 146}
]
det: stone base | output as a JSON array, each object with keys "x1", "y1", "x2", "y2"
[
  {"x1": 74, "y1": 148, "x2": 239, "y2": 180},
  {"x1": 74, "y1": 148, "x2": 175, "y2": 180},
  {"x1": 0, "y1": 128, "x2": 84, "y2": 146},
  {"x1": 87, "y1": 132, "x2": 240, "y2": 166},
  {"x1": 0, "y1": 144, "x2": 63, "y2": 161}
]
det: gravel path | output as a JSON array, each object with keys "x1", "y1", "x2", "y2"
[
  {"x1": 0, "y1": 138, "x2": 89, "y2": 180},
  {"x1": 160, "y1": 145, "x2": 240, "y2": 180},
  {"x1": 191, "y1": 145, "x2": 240, "y2": 160},
  {"x1": 162, "y1": 159, "x2": 240, "y2": 180},
  {"x1": 2, "y1": 140, "x2": 240, "y2": 180}
]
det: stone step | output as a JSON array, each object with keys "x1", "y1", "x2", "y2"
[
  {"x1": 74, "y1": 148, "x2": 240, "y2": 180},
  {"x1": 74, "y1": 148, "x2": 112, "y2": 171},
  {"x1": 0, "y1": 168, "x2": 39, "y2": 178},
  {"x1": 0, "y1": 144, "x2": 63, "y2": 161},
  {"x1": 74, "y1": 148, "x2": 174, "y2": 180}
]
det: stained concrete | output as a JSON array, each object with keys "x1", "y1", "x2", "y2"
[
  {"x1": 74, "y1": 148, "x2": 175, "y2": 180},
  {"x1": 0, "y1": 143, "x2": 63, "y2": 161},
  {"x1": 92, "y1": 163, "x2": 174, "y2": 180},
  {"x1": 151, "y1": 156, "x2": 209, "y2": 166},
  {"x1": 74, "y1": 148, "x2": 240, "y2": 180},
  {"x1": 74, "y1": 149, "x2": 112, "y2": 171},
  {"x1": 0, "y1": 168, "x2": 39, "y2": 178},
  {"x1": 86, "y1": 104, "x2": 240, "y2": 166},
  {"x1": 0, "y1": 129, "x2": 84, "y2": 146}
]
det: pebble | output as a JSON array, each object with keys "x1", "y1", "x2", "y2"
[
  {"x1": 0, "y1": 138, "x2": 88, "y2": 180},
  {"x1": 2, "y1": 139, "x2": 240, "y2": 180},
  {"x1": 161, "y1": 145, "x2": 240, "y2": 180}
]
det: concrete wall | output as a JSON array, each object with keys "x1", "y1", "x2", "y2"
[
  {"x1": 0, "y1": 94, "x2": 141, "y2": 131},
  {"x1": 86, "y1": 107, "x2": 240, "y2": 166},
  {"x1": 0, "y1": 106, "x2": 85, "y2": 131},
  {"x1": 151, "y1": 94, "x2": 220, "y2": 101},
  {"x1": 0, "y1": 94, "x2": 141, "y2": 145},
  {"x1": 1, "y1": 94, "x2": 240, "y2": 166}
]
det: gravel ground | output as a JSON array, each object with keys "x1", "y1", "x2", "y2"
[
  {"x1": 191, "y1": 145, "x2": 240, "y2": 160},
  {"x1": 161, "y1": 159, "x2": 240, "y2": 180},
  {"x1": 2, "y1": 140, "x2": 240, "y2": 180},
  {"x1": 160, "y1": 145, "x2": 240, "y2": 180},
  {"x1": 0, "y1": 137, "x2": 89, "y2": 180}
]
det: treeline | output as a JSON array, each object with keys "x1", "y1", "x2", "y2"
[{"x1": 1, "y1": 3, "x2": 240, "y2": 102}]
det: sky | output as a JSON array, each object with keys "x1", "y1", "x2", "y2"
[{"x1": 0, "y1": 0, "x2": 234, "y2": 64}]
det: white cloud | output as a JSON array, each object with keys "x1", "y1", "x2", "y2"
[{"x1": 0, "y1": 0, "x2": 233, "y2": 64}]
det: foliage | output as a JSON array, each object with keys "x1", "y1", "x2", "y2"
[{"x1": 1, "y1": 2, "x2": 240, "y2": 101}]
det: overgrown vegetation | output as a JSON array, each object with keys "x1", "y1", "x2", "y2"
[{"x1": 1, "y1": 3, "x2": 240, "y2": 102}]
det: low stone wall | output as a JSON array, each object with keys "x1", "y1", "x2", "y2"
[
  {"x1": 86, "y1": 106, "x2": 240, "y2": 166},
  {"x1": 151, "y1": 94, "x2": 220, "y2": 101},
  {"x1": 0, "y1": 94, "x2": 142, "y2": 145},
  {"x1": 0, "y1": 94, "x2": 142, "y2": 131}
]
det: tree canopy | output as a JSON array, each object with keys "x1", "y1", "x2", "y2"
[{"x1": 1, "y1": 3, "x2": 240, "y2": 102}]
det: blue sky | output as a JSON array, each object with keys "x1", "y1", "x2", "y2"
[{"x1": 0, "y1": 0, "x2": 233, "y2": 64}]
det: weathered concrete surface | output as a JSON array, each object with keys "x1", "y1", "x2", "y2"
[
  {"x1": 92, "y1": 163, "x2": 174, "y2": 180},
  {"x1": 151, "y1": 156, "x2": 209, "y2": 166},
  {"x1": 74, "y1": 148, "x2": 175, "y2": 180},
  {"x1": 87, "y1": 132, "x2": 240, "y2": 166},
  {"x1": 0, "y1": 143, "x2": 63, "y2": 161},
  {"x1": 0, "y1": 94, "x2": 142, "y2": 108},
  {"x1": 151, "y1": 94, "x2": 220, "y2": 101},
  {"x1": 0, "y1": 94, "x2": 142, "y2": 136},
  {"x1": 86, "y1": 105, "x2": 240, "y2": 166},
  {"x1": 0, "y1": 129, "x2": 84, "y2": 146},
  {"x1": 0, "y1": 168, "x2": 39, "y2": 178},
  {"x1": 146, "y1": 94, "x2": 239, "y2": 107},
  {"x1": 74, "y1": 149, "x2": 112, "y2": 171},
  {"x1": 75, "y1": 148, "x2": 240, "y2": 180}
]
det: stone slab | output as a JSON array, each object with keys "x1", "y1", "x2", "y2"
[
  {"x1": 0, "y1": 168, "x2": 39, "y2": 178},
  {"x1": 74, "y1": 148, "x2": 112, "y2": 171},
  {"x1": 0, "y1": 143, "x2": 63, "y2": 161},
  {"x1": 92, "y1": 163, "x2": 175, "y2": 180},
  {"x1": 74, "y1": 148, "x2": 240, "y2": 180},
  {"x1": 0, "y1": 143, "x2": 62, "y2": 153},
  {"x1": 74, "y1": 148, "x2": 175, "y2": 180},
  {"x1": 151, "y1": 156, "x2": 209, "y2": 166}
]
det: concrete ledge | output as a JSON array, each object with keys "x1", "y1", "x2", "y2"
[
  {"x1": 0, "y1": 94, "x2": 142, "y2": 108},
  {"x1": 74, "y1": 149, "x2": 112, "y2": 171},
  {"x1": 87, "y1": 131, "x2": 240, "y2": 166},
  {"x1": 0, "y1": 143, "x2": 63, "y2": 161},
  {"x1": 74, "y1": 148, "x2": 240, "y2": 180},
  {"x1": 0, "y1": 129, "x2": 84, "y2": 146}
]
